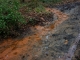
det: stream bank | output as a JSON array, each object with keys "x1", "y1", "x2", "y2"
[{"x1": 0, "y1": 1, "x2": 80, "y2": 60}]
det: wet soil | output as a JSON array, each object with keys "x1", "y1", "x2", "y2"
[{"x1": 0, "y1": 1, "x2": 80, "y2": 60}]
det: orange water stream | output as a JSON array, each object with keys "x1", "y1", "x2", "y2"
[{"x1": 0, "y1": 8, "x2": 68, "y2": 60}]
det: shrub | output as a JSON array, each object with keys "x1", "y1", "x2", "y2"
[
  {"x1": 0, "y1": 0, "x2": 26, "y2": 38},
  {"x1": 34, "y1": 5, "x2": 45, "y2": 13}
]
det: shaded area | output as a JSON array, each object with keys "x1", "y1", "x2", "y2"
[{"x1": 72, "y1": 41, "x2": 80, "y2": 60}]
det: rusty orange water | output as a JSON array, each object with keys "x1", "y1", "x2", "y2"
[{"x1": 0, "y1": 8, "x2": 68, "y2": 60}]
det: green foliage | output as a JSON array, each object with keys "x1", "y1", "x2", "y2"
[
  {"x1": 26, "y1": 0, "x2": 41, "y2": 9},
  {"x1": 25, "y1": 0, "x2": 62, "y2": 13},
  {"x1": 34, "y1": 5, "x2": 45, "y2": 13},
  {"x1": 0, "y1": 0, "x2": 26, "y2": 38},
  {"x1": 27, "y1": 18, "x2": 37, "y2": 26},
  {"x1": 25, "y1": 0, "x2": 46, "y2": 14}
]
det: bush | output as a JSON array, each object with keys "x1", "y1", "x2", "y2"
[
  {"x1": 34, "y1": 5, "x2": 45, "y2": 13},
  {"x1": 0, "y1": 0, "x2": 26, "y2": 38},
  {"x1": 25, "y1": 0, "x2": 62, "y2": 13}
]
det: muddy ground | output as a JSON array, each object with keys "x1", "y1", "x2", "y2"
[{"x1": 0, "y1": 1, "x2": 80, "y2": 60}]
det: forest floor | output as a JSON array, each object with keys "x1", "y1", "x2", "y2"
[{"x1": 0, "y1": 1, "x2": 80, "y2": 60}]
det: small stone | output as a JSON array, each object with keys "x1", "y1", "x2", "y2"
[
  {"x1": 46, "y1": 35, "x2": 49, "y2": 39},
  {"x1": 45, "y1": 47, "x2": 48, "y2": 49},
  {"x1": 64, "y1": 40, "x2": 68, "y2": 45},
  {"x1": 35, "y1": 55, "x2": 38, "y2": 57}
]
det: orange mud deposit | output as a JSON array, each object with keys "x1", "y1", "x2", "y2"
[
  {"x1": 46, "y1": 8, "x2": 68, "y2": 29},
  {"x1": 0, "y1": 8, "x2": 68, "y2": 60}
]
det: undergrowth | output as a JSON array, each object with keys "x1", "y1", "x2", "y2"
[
  {"x1": 0, "y1": 0, "x2": 62, "y2": 39},
  {"x1": 0, "y1": 0, "x2": 26, "y2": 39}
]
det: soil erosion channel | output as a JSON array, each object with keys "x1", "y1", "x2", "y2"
[{"x1": 0, "y1": 2, "x2": 80, "y2": 60}]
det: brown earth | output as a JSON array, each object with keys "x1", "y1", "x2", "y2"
[
  {"x1": 0, "y1": 7, "x2": 68, "y2": 60},
  {"x1": 0, "y1": 1, "x2": 80, "y2": 60}
]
